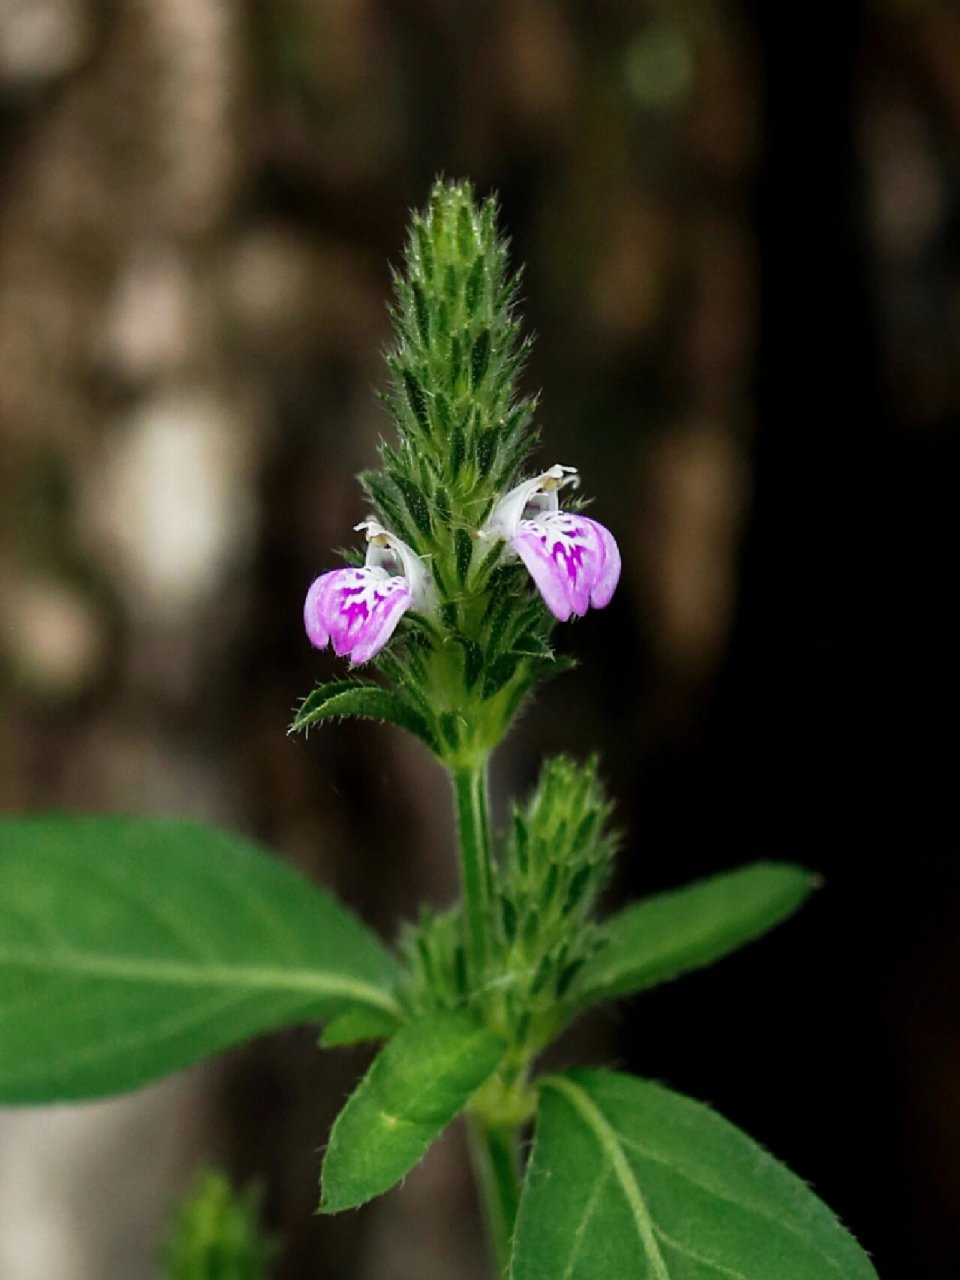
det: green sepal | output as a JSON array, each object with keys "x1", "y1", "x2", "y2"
[
  {"x1": 573, "y1": 861, "x2": 817, "y2": 1009},
  {"x1": 319, "y1": 1005, "x2": 401, "y2": 1049},
  {"x1": 510, "y1": 1070, "x2": 878, "y2": 1280},
  {"x1": 289, "y1": 679, "x2": 439, "y2": 753},
  {"x1": 320, "y1": 1008, "x2": 504, "y2": 1213}
]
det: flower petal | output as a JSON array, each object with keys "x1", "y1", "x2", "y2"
[
  {"x1": 304, "y1": 566, "x2": 411, "y2": 664},
  {"x1": 349, "y1": 578, "x2": 412, "y2": 664},
  {"x1": 512, "y1": 512, "x2": 613, "y2": 620},
  {"x1": 304, "y1": 571, "x2": 338, "y2": 649},
  {"x1": 582, "y1": 516, "x2": 621, "y2": 609},
  {"x1": 512, "y1": 514, "x2": 597, "y2": 620},
  {"x1": 512, "y1": 524, "x2": 573, "y2": 620}
]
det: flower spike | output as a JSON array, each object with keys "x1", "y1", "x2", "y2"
[
  {"x1": 482, "y1": 465, "x2": 621, "y2": 622},
  {"x1": 304, "y1": 522, "x2": 432, "y2": 665}
]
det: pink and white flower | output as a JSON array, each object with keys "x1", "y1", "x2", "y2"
[
  {"x1": 304, "y1": 520, "x2": 432, "y2": 665},
  {"x1": 482, "y1": 465, "x2": 621, "y2": 622}
]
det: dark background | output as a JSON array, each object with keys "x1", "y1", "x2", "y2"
[{"x1": 0, "y1": 2, "x2": 956, "y2": 1277}]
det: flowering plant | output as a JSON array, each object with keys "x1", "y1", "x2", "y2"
[{"x1": 0, "y1": 182, "x2": 877, "y2": 1279}]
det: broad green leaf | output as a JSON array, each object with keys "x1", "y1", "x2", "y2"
[
  {"x1": 319, "y1": 1005, "x2": 400, "y2": 1048},
  {"x1": 321, "y1": 1008, "x2": 504, "y2": 1213},
  {"x1": 0, "y1": 817, "x2": 400, "y2": 1102},
  {"x1": 574, "y1": 862, "x2": 816, "y2": 1008},
  {"x1": 511, "y1": 1069, "x2": 878, "y2": 1280},
  {"x1": 289, "y1": 679, "x2": 438, "y2": 752}
]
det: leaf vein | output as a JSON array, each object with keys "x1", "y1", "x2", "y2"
[
  {"x1": 545, "y1": 1077, "x2": 670, "y2": 1280},
  {"x1": 652, "y1": 1223, "x2": 749, "y2": 1280},
  {"x1": 0, "y1": 946, "x2": 398, "y2": 1013},
  {"x1": 559, "y1": 1169, "x2": 609, "y2": 1280},
  {"x1": 613, "y1": 1129, "x2": 845, "y2": 1277}
]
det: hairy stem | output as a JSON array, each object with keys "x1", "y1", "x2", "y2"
[
  {"x1": 468, "y1": 1117, "x2": 522, "y2": 1279},
  {"x1": 451, "y1": 761, "x2": 494, "y2": 988}
]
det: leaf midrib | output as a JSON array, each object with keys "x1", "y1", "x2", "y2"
[
  {"x1": 0, "y1": 945, "x2": 399, "y2": 1014},
  {"x1": 612, "y1": 1128, "x2": 844, "y2": 1274},
  {"x1": 544, "y1": 1076, "x2": 851, "y2": 1280},
  {"x1": 543, "y1": 1076, "x2": 671, "y2": 1280}
]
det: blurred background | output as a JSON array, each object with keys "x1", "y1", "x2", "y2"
[{"x1": 0, "y1": 0, "x2": 957, "y2": 1276}]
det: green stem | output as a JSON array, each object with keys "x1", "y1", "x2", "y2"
[
  {"x1": 468, "y1": 1117, "x2": 522, "y2": 1279},
  {"x1": 451, "y1": 761, "x2": 494, "y2": 988}
]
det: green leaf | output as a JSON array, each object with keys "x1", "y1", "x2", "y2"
[
  {"x1": 511, "y1": 1069, "x2": 878, "y2": 1280},
  {"x1": 574, "y1": 862, "x2": 816, "y2": 1008},
  {"x1": 319, "y1": 1005, "x2": 401, "y2": 1048},
  {"x1": 320, "y1": 1008, "x2": 504, "y2": 1213},
  {"x1": 289, "y1": 679, "x2": 438, "y2": 752},
  {"x1": 0, "y1": 817, "x2": 400, "y2": 1102}
]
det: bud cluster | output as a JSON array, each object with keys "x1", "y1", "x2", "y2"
[
  {"x1": 397, "y1": 756, "x2": 618, "y2": 1057},
  {"x1": 492, "y1": 756, "x2": 618, "y2": 1053}
]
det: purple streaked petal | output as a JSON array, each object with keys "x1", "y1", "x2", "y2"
[
  {"x1": 581, "y1": 516, "x2": 621, "y2": 608},
  {"x1": 304, "y1": 569, "x2": 344, "y2": 649},
  {"x1": 348, "y1": 578, "x2": 411, "y2": 664},
  {"x1": 304, "y1": 566, "x2": 411, "y2": 663},
  {"x1": 512, "y1": 511, "x2": 618, "y2": 620},
  {"x1": 557, "y1": 515, "x2": 603, "y2": 616},
  {"x1": 511, "y1": 522, "x2": 574, "y2": 621}
]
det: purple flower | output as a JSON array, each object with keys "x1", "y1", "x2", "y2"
[
  {"x1": 482, "y1": 465, "x2": 621, "y2": 622},
  {"x1": 304, "y1": 520, "x2": 432, "y2": 665}
]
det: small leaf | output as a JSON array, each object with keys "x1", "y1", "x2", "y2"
[
  {"x1": 450, "y1": 634, "x2": 484, "y2": 691},
  {"x1": 472, "y1": 536, "x2": 504, "y2": 589},
  {"x1": 412, "y1": 281, "x2": 430, "y2": 344},
  {"x1": 510, "y1": 1070, "x2": 878, "y2": 1280},
  {"x1": 470, "y1": 329, "x2": 491, "y2": 388},
  {"x1": 0, "y1": 818, "x2": 400, "y2": 1102},
  {"x1": 482, "y1": 653, "x2": 520, "y2": 699},
  {"x1": 395, "y1": 474, "x2": 433, "y2": 538},
  {"x1": 450, "y1": 421, "x2": 465, "y2": 474},
  {"x1": 290, "y1": 680, "x2": 438, "y2": 753},
  {"x1": 465, "y1": 255, "x2": 485, "y2": 312},
  {"x1": 402, "y1": 369, "x2": 429, "y2": 431},
  {"x1": 360, "y1": 471, "x2": 410, "y2": 539},
  {"x1": 476, "y1": 427, "x2": 498, "y2": 475},
  {"x1": 320, "y1": 1005, "x2": 401, "y2": 1048},
  {"x1": 454, "y1": 526, "x2": 474, "y2": 583},
  {"x1": 450, "y1": 332, "x2": 464, "y2": 385},
  {"x1": 457, "y1": 203, "x2": 475, "y2": 259},
  {"x1": 574, "y1": 862, "x2": 816, "y2": 1008},
  {"x1": 320, "y1": 1009, "x2": 504, "y2": 1212},
  {"x1": 413, "y1": 217, "x2": 433, "y2": 280}
]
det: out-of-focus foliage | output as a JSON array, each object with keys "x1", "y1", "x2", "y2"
[{"x1": 164, "y1": 1169, "x2": 274, "y2": 1280}]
